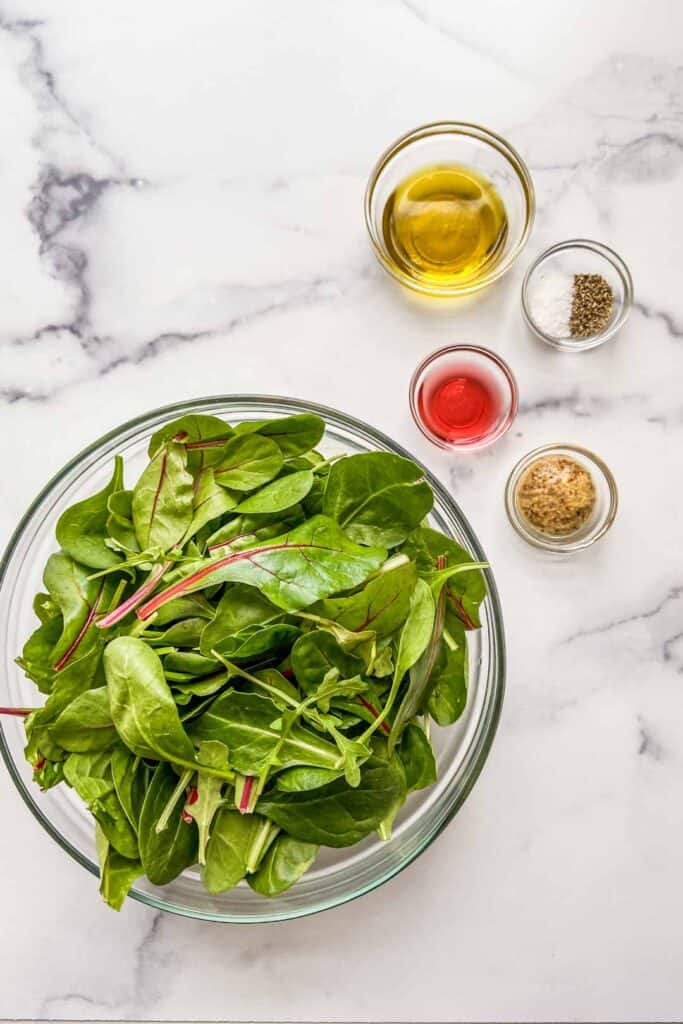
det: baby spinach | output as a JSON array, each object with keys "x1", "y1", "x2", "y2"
[
  {"x1": 50, "y1": 687, "x2": 116, "y2": 753},
  {"x1": 213, "y1": 434, "x2": 283, "y2": 491},
  {"x1": 103, "y1": 637, "x2": 198, "y2": 769},
  {"x1": 96, "y1": 824, "x2": 143, "y2": 911},
  {"x1": 247, "y1": 835, "x2": 318, "y2": 897},
  {"x1": 15, "y1": 412, "x2": 488, "y2": 910},
  {"x1": 56, "y1": 457, "x2": 125, "y2": 570},
  {"x1": 235, "y1": 413, "x2": 325, "y2": 457},
  {"x1": 324, "y1": 452, "x2": 433, "y2": 547},
  {"x1": 138, "y1": 762, "x2": 199, "y2": 885},
  {"x1": 258, "y1": 755, "x2": 405, "y2": 847},
  {"x1": 202, "y1": 808, "x2": 264, "y2": 894},
  {"x1": 234, "y1": 469, "x2": 314, "y2": 514}
]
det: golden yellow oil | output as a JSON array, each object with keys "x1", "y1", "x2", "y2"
[{"x1": 381, "y1": 163, "x2": 508, "y2": 289}]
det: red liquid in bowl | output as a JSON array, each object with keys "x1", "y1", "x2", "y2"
[{"x1": 417, "y1": 365, "x2": 502, "y2": 444}]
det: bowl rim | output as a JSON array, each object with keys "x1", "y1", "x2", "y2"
[
  {"x1": 0, "y1": 394, "x2": 506, "y2": 922},
  {"x1": 520, "y1": 238, "x2": 634, "y2": 351},
  {"x1": 409, "y1": 344, "x2": 519, "y2": 450},
  {"x1": 364, "y1": 120, "x2": 536, "y2": 297},
  {"x1": 504, "y1": 441, "x2": 619, "y2": 551}
]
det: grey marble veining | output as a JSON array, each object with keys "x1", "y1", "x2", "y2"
[{"x1": 1, "y1": 1, "x2": 682, "y2": 1021}]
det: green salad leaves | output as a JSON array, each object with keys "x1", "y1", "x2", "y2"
[{"x1": 13, "y1": 413, "x2": 487, "y2": 910}]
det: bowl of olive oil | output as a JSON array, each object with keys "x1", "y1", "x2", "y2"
[{"x1": 365, "y1": 122, "x2": 535, "y2": 297}]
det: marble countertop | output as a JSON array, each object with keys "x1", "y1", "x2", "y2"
[{"x1": 1, "y1": 1, "x2": 681, "y2": 1021}]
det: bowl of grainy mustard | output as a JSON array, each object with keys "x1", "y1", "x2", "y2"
[{"x1": 504, "y1": 443, "x2": 618, "y2": 552}]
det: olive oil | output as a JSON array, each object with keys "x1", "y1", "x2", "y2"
[{"x1": 381, "y1": 163, "x2": 508, "y2": 289}]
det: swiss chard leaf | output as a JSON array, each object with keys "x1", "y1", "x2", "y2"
[
  {"x1": 132, "y1": 440, "x2": 194, "y2": 552},
  {"x1": 148, "y1": 414, "x2": 234, "y2": 471},
  {"x1": 314, "y1": 559, "x2": 418, "y2": 639},
  {"x1": 137, "y1": 515, "x2": 387, "y2": 617},
  {"x1": 323, "y1": 452, "x2": 433, "y2": 548},
  {"x1": 56, "y1": 457, "x2": 125, "y2": 570},
  {"x1": 401, "y1": 527, "x2": 486, "y2": 629}
]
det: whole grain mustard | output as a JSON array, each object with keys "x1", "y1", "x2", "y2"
[{"x1": 516, "y1": 455, "x2": 596, "y2": 536}]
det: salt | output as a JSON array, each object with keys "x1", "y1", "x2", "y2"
[{"x1": 528, "y1": 269, "x2": 573, "y2": 338}]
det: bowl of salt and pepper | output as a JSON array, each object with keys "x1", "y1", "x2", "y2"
[{"x1": 364, "y1": 124, "x2": 628, "y2": 550}]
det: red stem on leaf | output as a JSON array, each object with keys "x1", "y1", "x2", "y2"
[
  {"x1": 447, "y1": 591, "x2": 477, "y2": 631},
  {"x1": 53, "y1": 581, "x2": 105, "y2": 671},
  {"x1": 184, "y1": 438, "x2": 229, "y2": 451},
  {"x1": 0, "y1": 707, "x2": 31, "y2": 717},
  {"x1": 97, "y1": 561, "x2": 172, "y2": 630},
  {"x1": 239, "y1": 776, "x2": 255, "y2": 814},
  {"x1": 34, "y1": 758, "x2": 46, "y2": 771},
  {"x1": 186, "y1": 787, "x2": 199, "y2": 805},
  {"x1": 358, "y1": 696, "x2": 391, "y2": 736}
]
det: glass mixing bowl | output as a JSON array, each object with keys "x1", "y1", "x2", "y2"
[{"x1": 0, "y1": 397, "x2": 505, "y2": 922}]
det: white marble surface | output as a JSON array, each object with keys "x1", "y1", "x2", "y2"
[{"x1": 0, "y1": 1, "x2": 681, "y2": 1021}]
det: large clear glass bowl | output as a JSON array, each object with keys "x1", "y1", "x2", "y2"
[{"x1": 0, "y1": 397, "x2": 505, "y2": 922}]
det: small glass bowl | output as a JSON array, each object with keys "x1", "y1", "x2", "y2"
[
  {"x1": 410, "y1": 345, "x2": 518, "y2": 451},
  {"x1": 365, "y1": 121, "x2": 535, "y2": 297},
  {"x1": 521, "y1": 239, "x2": 633, "y2": 351},
  {"x1": 505, "y1": 443, "x2": 618, "y2": 552}
]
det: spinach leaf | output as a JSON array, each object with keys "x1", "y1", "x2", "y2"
[
  {"x1": 103, "y1": 637, "x2": 198, "y2": 767},
  {"x1": 138, "y1": 762, "x2": 198, "y2": 885},
  {"x1": 257, "y1": 755, "x2": 405, "y2": 847},
  {"x1": 106, "y1": 489, "x2": 140, "y2": 556},
  {"x1": 187, "y1": 690, "x2": 342, "y2": 775},
  {"x1": 399, "y1": 723, "x2": 437, "y2": 792},
  {"x1": 290, "y1": 631, "x2": 363, "y2": 693},
  {"x1": 16, "y1": 615, "x2": 63, "y2": 693},
  {"x1": 186, "y1": 468, "x2": 237, "y2": 540},
  {"x1": 111, "y1": 746, "x2": 148, "y2": 832},
  {"x1": 234, "y1": 470, "x2": 314, "y2": 514},
  {"x1": 64, "y1": 750, "x2": 139, "y2": 859},
  {"x1": 426, "y1": 611, "x2": 468, "y2": 726},
  {"x1": 213, "y1": 435, "x2": 283, "y2": 492},
  {"x1": 323, "y1": 452, "x2": 433, "y2": 547},
  {"x1": 202, "y1": 808, "x2": 264, "y2": 894},
  {"x1": 132, "y1": 440, "x2": 194, "y2": 551},
  {"x1": 50, "y1": 687, "x2": 116, "y2": 753},
  {"x1": 275, "y1": 766, "x2": 343, "y2": 792},
  {"x1": 199, "y1": 584, "x2": 298, "y2": 661},
  {"x1": 235, "y1": 413, "x2": 324, "y2": 457},
  {"x1": 56, "y1": 457, "x2": 125, "y2": 570},
  {"x1": 247, "y1": 835, "x2": 318, "y2": 897},
  {"x1": 96, "y1": 824, "x2": 142, "y2": 912}
]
